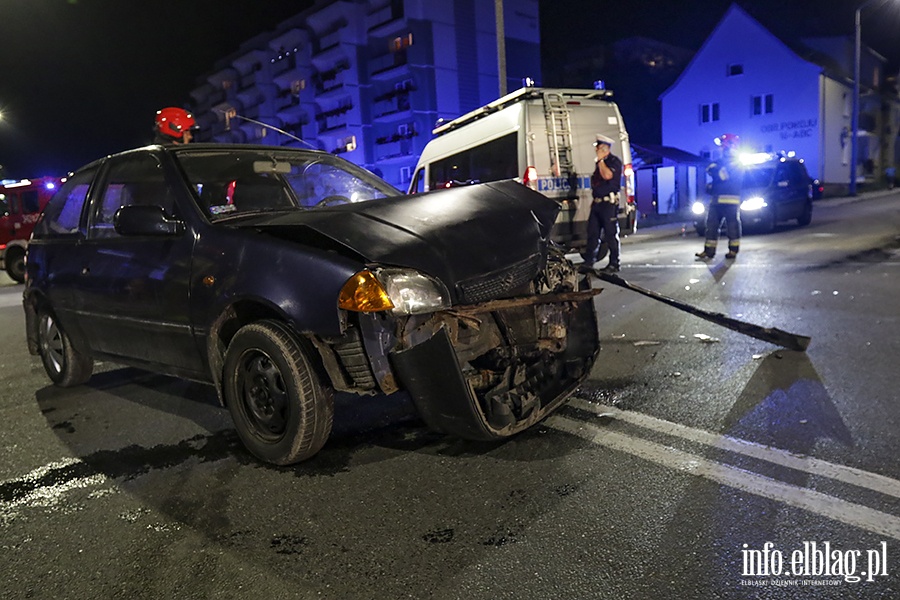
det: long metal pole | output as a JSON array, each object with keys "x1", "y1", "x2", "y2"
[
  {"x1": 850, "y1": 7, "x2": 861, "y2": 195},
  {"x1": 495, "y1": 0, "x2": 507, "y2": 96}
]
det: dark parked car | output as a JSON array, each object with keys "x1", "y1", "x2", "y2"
[
  {"x1": 24, "y1": 144, "x2": 601, "y2": 464},
  {"x1": 693, "y1": 154, "x2": 814, "y2": 235}
]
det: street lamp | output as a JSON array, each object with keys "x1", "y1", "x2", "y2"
[{"x1": 850, "y1": 0, "x2": 887, "y2": 196}]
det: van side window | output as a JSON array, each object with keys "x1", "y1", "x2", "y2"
[
  {"x1": 409, "y1": 168, "x2": 425, "y2": 194},
  {"x1": 428, "y1": 132, "x2": 518, "y2": 189},
  {"x1": 34, "y1": 168, "x2": 98, "y2": 238}
]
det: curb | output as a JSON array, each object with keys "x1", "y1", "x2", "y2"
[{"x1": 623, "y1": 188, "x2": 900, "y2": 245}]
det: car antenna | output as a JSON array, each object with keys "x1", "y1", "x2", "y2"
[{"x1": 214, "y1": 108, "x2": 318, "y2": 150}]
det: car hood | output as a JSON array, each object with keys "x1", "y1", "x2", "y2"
[{"x1": 235, "y1": 180, "x2": 560, "y2": 304}]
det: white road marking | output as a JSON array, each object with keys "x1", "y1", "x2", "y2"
[
  {"x1": 0, "y1": 292, "x2": 23, "y2": 309},
  {"x1": 569, "y1": 399, "x2": 900, "y2": 499},
  {"x1": 546, "y1": 411, "x2": 900, "y2": 540}
]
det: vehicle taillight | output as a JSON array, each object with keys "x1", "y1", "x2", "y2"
[
  {"x1": 523, "y1": 166, "x2": 538, "y2": 190},
  {"x1": 623, "y1": 163, "x2": 635, "y2": 204}
]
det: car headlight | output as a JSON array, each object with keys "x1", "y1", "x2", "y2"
[
  {"x1": 691, "y1": 201, "x2": 706, "y2": 215},
  {"x1": 740, "y1": 196, "x2": 767, "y2": 211},
  {"x1": 338, "y1": 268, "x2": 450, "y2": 315}
]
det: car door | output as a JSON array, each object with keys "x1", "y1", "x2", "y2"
[
  {"x1": 76, "y1": 152, "x2": 203, "y2": 374},
  {"x1": 786, "y1": 162, "x2": 810, "y2": 219},
  {"x1": 26, "y1": 167, "x2": 98, "y2": 345},
  {"x1": 771, "y1": 164, "x2": 792, "y2": 222}
]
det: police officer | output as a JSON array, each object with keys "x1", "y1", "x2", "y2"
[
  {"x1": 697, "y1": 133, "x2": 742, "y2": 260},
  {"x1": 582, "y1": 134, "x2": 623, "y2": 273},
  {"x1": 153, "y1": 107, "x2": 196, "y2": 145}
]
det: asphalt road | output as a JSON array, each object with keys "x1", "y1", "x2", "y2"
[{"x1": 1, "y1": 191, "x2": 899, "y2": 599}]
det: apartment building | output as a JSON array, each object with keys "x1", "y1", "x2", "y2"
[{"x1": 188, "y1": 0, "x2": 541, "y2": 189}]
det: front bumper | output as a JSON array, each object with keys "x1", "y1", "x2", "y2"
[{"x1": 390, "y1": 289, "x2": 601, "y2": 440}]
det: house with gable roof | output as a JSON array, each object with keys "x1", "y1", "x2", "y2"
[{"x1": 660, "y1": 3, "x2": 900, "y2": 189}]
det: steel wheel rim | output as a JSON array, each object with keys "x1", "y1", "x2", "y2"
[
  {"x1": 39, "y1": 314, "x2": 64, "y2": 375},
  {"x1": 236, "y1": 349, "x2": 289, "y2": 442}
]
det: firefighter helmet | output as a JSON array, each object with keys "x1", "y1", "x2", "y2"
[
  {"x1": 714, "y1": 133, "x2": 740, "y2": 150},
  {"x1": 155, "y1": 107, "x2": 196, "y2": 141}
]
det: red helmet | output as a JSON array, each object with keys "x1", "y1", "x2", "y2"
[
  {"x1": 715, "y1": 133, "x2": 740, "y2": 150},
  {"x1": 155, "y1": 107, "x2": 196, "y2": 140}
]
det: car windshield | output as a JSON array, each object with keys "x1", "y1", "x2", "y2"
[
  {"x1": 174, "y1": 148, "x2": 401, "y2": 221},
  {"x1": 742, "y1": 166, "x2": 775, "y2": 189}
]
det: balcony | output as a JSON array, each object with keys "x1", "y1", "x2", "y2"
[
  {"x1": 369, "y1": 51, "x2": 408, "y2": 79},
  {"x1": 374, "y1": 138, "x2": 415, "y2": 162},
  {"x1": 314, "y1": 59, "x2": 352, "y2": 97},
  {"x1": 367, "y1": 2, "x2": 406, "y2": 37}
]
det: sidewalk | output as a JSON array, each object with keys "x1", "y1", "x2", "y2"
[{"x1": 623, "y1": 187, "x2": 899, "y2": 245}]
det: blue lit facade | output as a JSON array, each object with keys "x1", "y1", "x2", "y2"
[
  {"x1": 188, "y1": 0, "x2": 541, "y2": 190},
  {"x1": 660, "y1": 4, "x2": 900, "y2": 188}
]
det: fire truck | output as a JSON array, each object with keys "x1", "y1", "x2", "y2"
[{"x1": 1, "y1": 177, "x2": 60, "y2": 283}]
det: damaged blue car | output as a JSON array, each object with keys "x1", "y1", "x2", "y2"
[{"x1": 24, "y1": 144, "x2": 601, "y2": 464}]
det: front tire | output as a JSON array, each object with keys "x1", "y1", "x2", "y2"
[
  {"x1": 223, "y1": 320, "x2": 334, "y2": 465},
  {"x1": 38, "y1": 309, "x2": 93, "y2": 386},
  {"x1": 5, "y1": 246, "x2": 26, "y2": 284}
]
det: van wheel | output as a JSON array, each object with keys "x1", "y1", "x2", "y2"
[
  {"x1": 38, "y1": 309, "x2": 94, "y2": 386},
  {"x1": 5, "y1": 246, "x2": 26, "y2": 284},
  {"x1": 596, "y1": 241, "x2": 609, "y2": 262},
  {"x1": 224, "y1": 320, "x2": 334, "y2": 465}
]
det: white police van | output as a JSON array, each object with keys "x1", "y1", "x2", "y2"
[{"x1": 408, "y1": 87, "x2": 636, "y2": 251}]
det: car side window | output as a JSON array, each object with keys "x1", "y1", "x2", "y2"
[
  {"x1": 33, "y1": 168, "x2": 96, "y2": 239},
  {"x1": 788, "y1": 163, "x2": 807, "y2": 186},
  {"x1": 90, "y1": 153, "x2": 178, "y2": 239}
]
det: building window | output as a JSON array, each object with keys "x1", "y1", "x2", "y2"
[
  {"x1": 399, "y1": 166, "x2": 412, "y2": 183},
  {"x1": 700, "y1": 102, "x2": 720, "y2": 124},
  {"x1": 727, "y1": 64, "x2": 744, "y2": 76},
  {"x1": 752, "y1": 94, "x2": 774, "y2": 116},
  {"x1": 391, "y1": 33, "x2": 413, "y2": 53}
]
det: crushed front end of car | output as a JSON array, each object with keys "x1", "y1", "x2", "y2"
[
  {"x1": 389, "y1": 250, "x2": 600, "y2": 439},
  {"x1": 307, "y1": 181, "x2": 602, "y2": 441}
]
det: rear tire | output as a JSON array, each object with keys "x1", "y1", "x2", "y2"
[
  {"x1": 797, "y1": 201, "x2": 812, "y2": 226},
  {"x1": 223, "y1": 320, "x2": 334, "y2": 465},
  {"x1": 596, "y1": 241, "x2": 609, "y2": 262},
  {"x1": 5, "y1": 246, "x2": 26, "y2": 284},
  {"x1": 38, "y1": 309, "x2": 94, "y2": 386}
]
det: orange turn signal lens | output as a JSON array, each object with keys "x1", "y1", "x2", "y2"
[{"x1": 338, "y1": 270, "x2": 395, "y2": 312}]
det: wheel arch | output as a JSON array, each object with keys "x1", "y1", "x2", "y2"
[{"x1": 206, "y1": 298, "x2": 332, "y2": 406}]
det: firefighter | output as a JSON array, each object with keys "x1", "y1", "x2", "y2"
[
  {"x1": 697, "y1": 133, "x2": 742, "y2": 260},
  {"x1": 153, "y1": 107, "x2": 196, "y2": 145}
]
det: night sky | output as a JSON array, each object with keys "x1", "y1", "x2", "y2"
[{"x1": 1, "y1": 0, "x2": 897, "y2": 179}]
